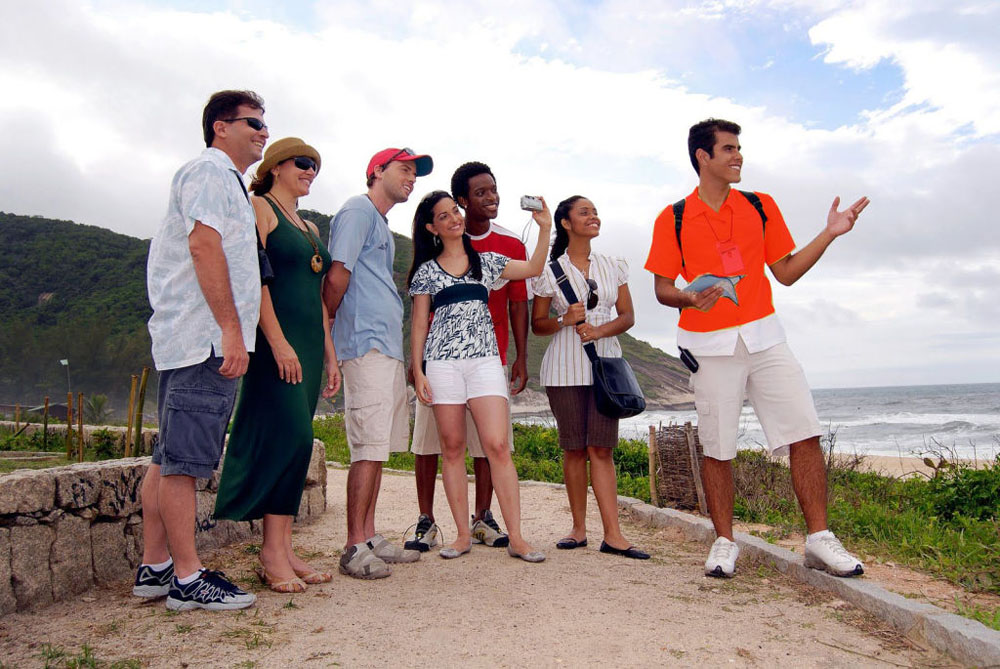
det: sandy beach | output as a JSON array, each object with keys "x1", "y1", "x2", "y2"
[{"x1": 0, "y1": 466, "x2": 962, "y2": 668}]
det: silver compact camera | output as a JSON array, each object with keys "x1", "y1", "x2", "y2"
[{"x1": 519, "y1": 195, "x2": 543, "y2": 212}]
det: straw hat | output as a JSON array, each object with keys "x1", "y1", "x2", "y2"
[{"x1": 255, "y1": 137, "x2": 322, "y2": 180}]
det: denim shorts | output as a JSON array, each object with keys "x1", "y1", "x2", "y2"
[{"x1": 152, "y1": 355, "x2": 238, "y2": 478}]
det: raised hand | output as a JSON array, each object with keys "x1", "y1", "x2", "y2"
[{"x1": 826, "y1": 195, "x2": 870, "y2": 238}]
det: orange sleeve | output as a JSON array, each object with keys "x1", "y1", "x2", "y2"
[{"x1": 644, "y1": 205, "x2": 682, "y2": 279}]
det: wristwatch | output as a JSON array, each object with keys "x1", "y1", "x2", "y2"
[{"x1": 556, "y1": 315, "x2": 564, "y2": 327}]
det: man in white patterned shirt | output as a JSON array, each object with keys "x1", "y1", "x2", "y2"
[{"x1": 136, "y1": 90, "x2": 267, "y2": 611}]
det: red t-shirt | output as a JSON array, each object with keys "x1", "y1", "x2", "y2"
[
  {"x1": 644, "y1": 188, "x2": 795, "y2": 333},
  {"x1": 469, "y1": 223, "x2": 528, "y2": 365}
]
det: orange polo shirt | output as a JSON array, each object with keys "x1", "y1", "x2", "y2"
[{"x1": 644, "y1": 187, "x2": 795, "y2": 333}]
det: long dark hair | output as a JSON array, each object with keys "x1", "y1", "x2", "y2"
[
  {"x1": 407, "y1": 191, "x2": 483, "y2": 287},
  {"x1": 551, "y1": 195, "x2": 587, "y2": 261}
]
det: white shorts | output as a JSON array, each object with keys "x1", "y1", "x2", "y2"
[
  {"x1": 424, "y1": 356, "x2": 508, "y2": 404},
  {"x1": 411, "y1": 365, "x2": 514, "y2": 457},
  {"x1": 340, "y1": 349, "x2": 410, "y2": 463},
  {"x1": 691, "y1": 337, "x2": 821, "y2": 461}
]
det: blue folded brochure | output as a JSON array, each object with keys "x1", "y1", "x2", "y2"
[{"x1": 681, "y1": 274, "x2": 744, "y2": 305}]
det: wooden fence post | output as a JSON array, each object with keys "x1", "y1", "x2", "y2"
[
  {"x1": 685, "y1": 422, "x2": 708, "y2": 515},
  {"x1": 65, "y1": 392, "x2": 74, "y2": 458},
  {"x1": 133, "y1": 367, "x2": 150, "y2": 456},
  {"x1": 648, "y1": 425, "x2": 660, "y2": 507},
  {"x1": 43, "y1": 397, "x2": 49, "y2": 450},
  {"x1": 124, "y1": 375, "x2": 138, "y2": 458},
  {"x1": 14, "y1": 403, "x2": 20, "y2": 432},
  {"x1": 76, "y1": 392, "x2": 84, "y2": 463}
]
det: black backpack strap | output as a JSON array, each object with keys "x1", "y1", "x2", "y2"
[
  {"x1": 737, "y1": 190, "x2": 767, "y2": 234},
  {"x1": 672, "y1": 199, "x2": 687, "y2": 270}
]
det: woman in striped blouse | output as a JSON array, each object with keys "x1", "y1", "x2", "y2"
[{"x1": 531, "y1": 196, "x2": 650, "y2": 560}]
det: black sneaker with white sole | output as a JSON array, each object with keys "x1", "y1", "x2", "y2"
[
  {"x1": 133, "y1": 561, "x2": 175, "y2": 598},
  {"x1": 165, "y1": 569, "x2": 256, "y2": 611},
  {"x1": 404, "y1": 513, "x2": 440, "y2": 552}
]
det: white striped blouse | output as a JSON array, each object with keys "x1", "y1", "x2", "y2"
[{"x1": 531, "y1": 252, "x2": 628, "y2": 386}]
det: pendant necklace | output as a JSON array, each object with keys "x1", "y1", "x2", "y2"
[{"x1": 266, "y1": 195, "x2": 324, "y2": 273}]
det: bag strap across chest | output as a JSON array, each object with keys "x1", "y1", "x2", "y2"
[
  {"x1": 548, "y1": 259, "x2": 600, "y2": 363},
  {"x1": 673, "y1": 190, "x2": 767, "y2": 270}
]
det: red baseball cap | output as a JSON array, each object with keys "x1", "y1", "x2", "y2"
[{"x1": 366, "y1": 147, "x2": 433, "y2": 179}]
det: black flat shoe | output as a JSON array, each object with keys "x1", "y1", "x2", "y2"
[
  {"x1": 599, "y1": 541, "x2": 650, "y2": 560},
  {"x1": 556, "y1": 537, "x2": 588, "y2": 550}
]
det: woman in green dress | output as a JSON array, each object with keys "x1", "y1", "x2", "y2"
[{"x1": 215, "y1": 137, "x2": 340, "y2": 593}]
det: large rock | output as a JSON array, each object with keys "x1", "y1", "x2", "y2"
[
  {"x1": 0, "y1": 470, "x2": 56, "y2": 514},
  {"x1": 53, "y1": 465, "x2": 102, "y2": 509},
  {"x1": 305, "y1": 440, "x2": 327, "y2": 486},
  {"x1": 91, "y1": 521, "x2": 130, "y2": 585},
  {"x1": 194, "y1": 490, "x2": 219, "y2": 537},
  {"x1": 306, "y1": 485, "x2": 326, "y2": 518},
  {"x1": 10, "y1": 524, "x2": 55, "y2": 609},
  {"x1": 95, "y1": 461, "x2": 145, "y2": 517},
  {"x1": 50, "y1": 515, "x2": 93, "y2": 600},
  {"x1": 0, "y1": 528, "x2": 15, "y2": 615},
  {"x1": 124, "y1": 513, "x2": 143, "y2": 568}
]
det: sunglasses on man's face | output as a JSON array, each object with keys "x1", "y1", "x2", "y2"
[
  {"x1": 292, "y1": 156, "x2": 318, "y2": 172},
  {"x1": 586, "y1": 278, "x2": 598, "y2": 310},
  {"x1": 222, "y1": 116, "x2": 267, "y2": 132}
]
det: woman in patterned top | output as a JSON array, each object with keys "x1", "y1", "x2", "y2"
[
  {"x1": 408, "y1": 190, "x2": 552, "y2": 563},
  {"x1": 531, "y1": 196, "x2": 649, "y2": 560}
]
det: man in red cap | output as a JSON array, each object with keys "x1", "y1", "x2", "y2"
[{"x1": 324, "y1": 148, "x2": 432, "y2": 579}]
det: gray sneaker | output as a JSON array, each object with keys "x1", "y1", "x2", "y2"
[
  {"x1": 339, "y1": 541, "x2": 391, "y2": 579},
  {"x1": 471, "y1": 509, "x2": 509, "y2": 548},
  {"x1": 369, "y1": 534, "x2": 421, "y2": 563}
]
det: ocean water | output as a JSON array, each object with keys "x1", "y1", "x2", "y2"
[{"x1": 525, "y1": 383, "x2": 1000, "y2": 460}]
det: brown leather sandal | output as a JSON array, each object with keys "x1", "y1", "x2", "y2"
[
  {"x1": 293, "y1": 568, "x2": 332, "y2": 584},
  {"x1": 255, "y1": 565, "x2": 306, "y2": 593}
]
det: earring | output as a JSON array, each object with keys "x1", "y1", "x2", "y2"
[{"x1": 432, "y1": 235, "x2": 440, "y2": 247}]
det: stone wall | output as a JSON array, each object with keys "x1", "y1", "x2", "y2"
[{"x1": 0, "y1": 439, "x2": 327, "y2": 614}]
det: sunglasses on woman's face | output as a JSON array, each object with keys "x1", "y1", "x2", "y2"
[
  {"x1": 292, "y1": 156, "x2": 318, "y2": 172},
  {"x1": 221, "y1": 116, "x2": 267, "y2": 132},
  {"x1": 586, "y1": 278, "x2": 598, "y2": 310}
]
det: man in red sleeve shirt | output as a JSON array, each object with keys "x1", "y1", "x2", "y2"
[
  {"x1": 405, "y1": 161, "x2": 530, "y2": 551},
  {"x1": 645, "y1": 118, "x2": 870, "y2": 579}
]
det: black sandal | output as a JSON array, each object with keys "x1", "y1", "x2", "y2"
[
  {"x1": 556, "y1": 537, "x2": 588, "y2": 550},
  {"x1": 599, "y1": 541, "x2": 650, "y2": 560}
]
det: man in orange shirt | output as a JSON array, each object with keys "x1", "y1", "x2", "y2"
[{"x1": 645, "y1": 118, "x2": 870, "y2": 579}]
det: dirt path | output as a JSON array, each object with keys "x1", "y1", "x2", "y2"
[{"x1": 0, "y1": 467, "x2": 955, "y2": 668}]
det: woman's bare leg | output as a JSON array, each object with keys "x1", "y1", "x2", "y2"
[
  {"x1": 587, "y1": 446, "x2": 630, "y2": 548},
  {"x1": 432, "y1": 403, "x2": 473, "y2": 552},
  {"x1": 562, "y1": 449, "x2": 589, "y2": 541},
  {"x1": 467, "y1": 395, "x2": 535, "y2": 555}
]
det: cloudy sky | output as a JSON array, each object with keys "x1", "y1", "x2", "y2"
[{"x1": 2, "y1": 0, "x2": 998, "y2": 389}]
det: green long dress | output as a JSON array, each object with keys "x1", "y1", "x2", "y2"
[{"x1": 215, "y1": 199, "x2": 332, "y2": 520}]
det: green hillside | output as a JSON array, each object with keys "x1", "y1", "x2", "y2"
[{"x1": 0, "y1": 210, "x2": 690, "y2": 409}]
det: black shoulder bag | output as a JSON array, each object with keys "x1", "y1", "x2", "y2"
[
  {"x1": 549, "y1": 260, "x2": 645, "y2": 419},
  {"x1": 231, "y1": 170, "x2": 274, "y2": 286}
]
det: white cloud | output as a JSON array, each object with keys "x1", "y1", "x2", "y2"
[{"x1": 0, "y1": 0, "x2": 997, "y2": 387}]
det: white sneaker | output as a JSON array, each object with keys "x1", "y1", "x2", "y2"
[
  {"x1": 804, "y1": 533, "x2": 864, "y2": 577},
  {"x1": 705, "y1": 536, "x2": 739, "y2": 578}
]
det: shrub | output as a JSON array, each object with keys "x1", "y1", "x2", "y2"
[{"x1": 92, "y1": 428, "x2": 122, "y2": 459}]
